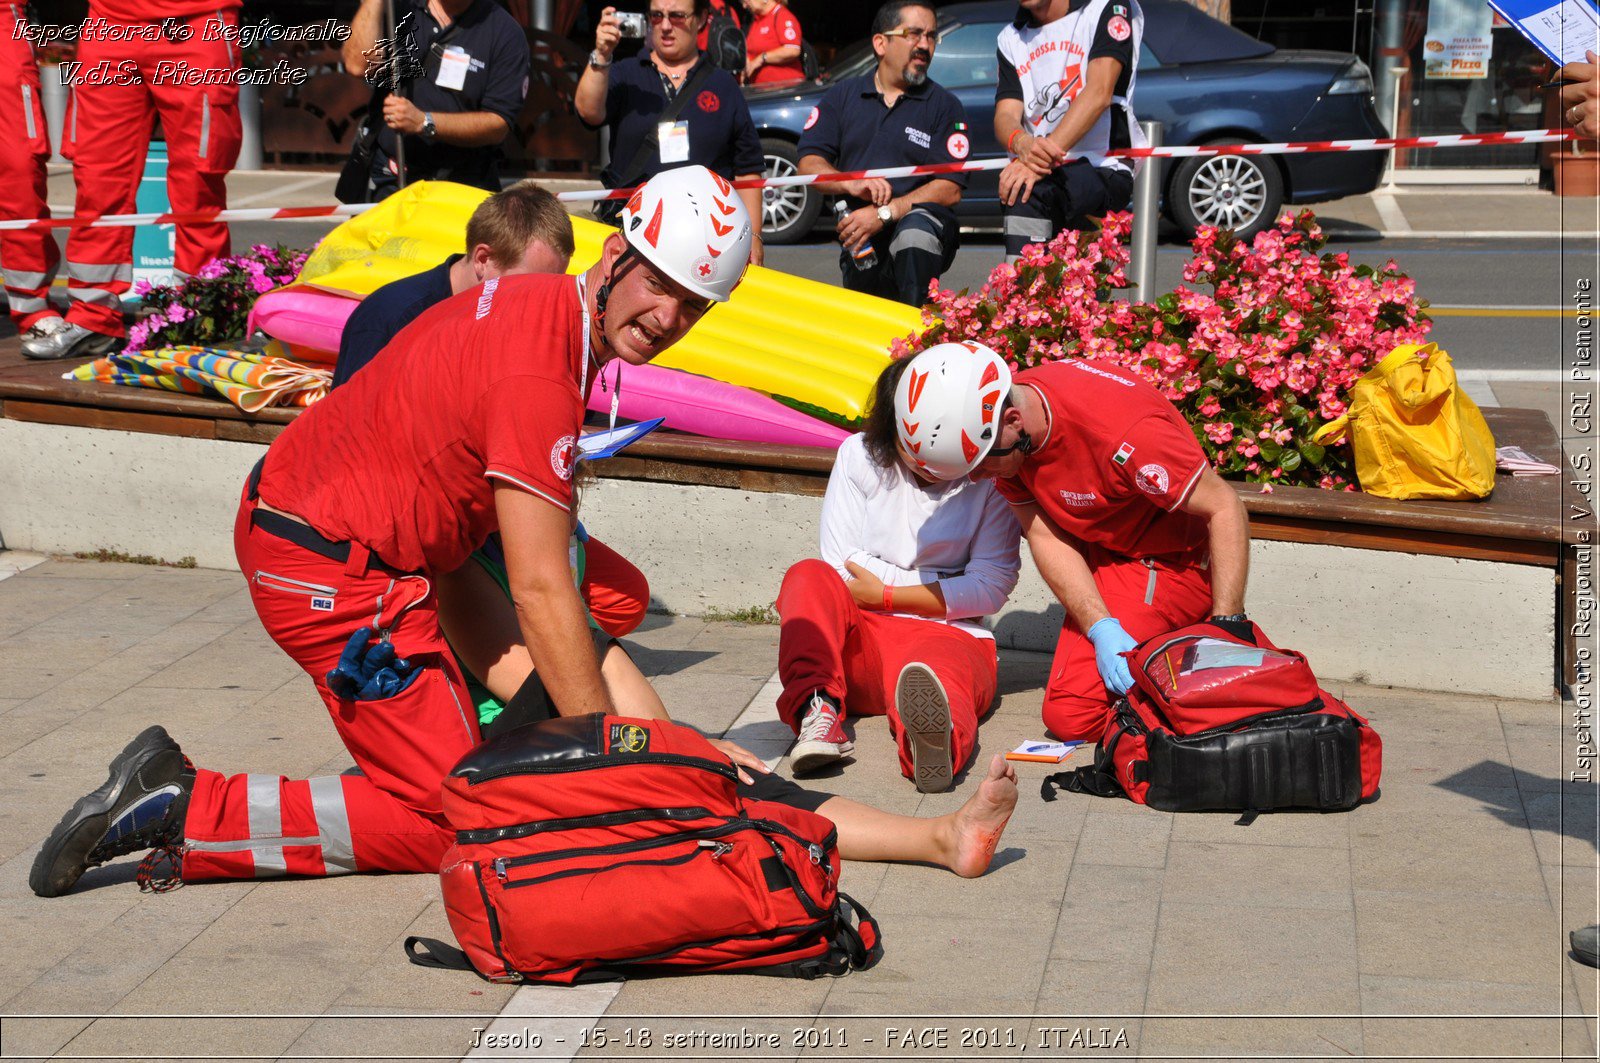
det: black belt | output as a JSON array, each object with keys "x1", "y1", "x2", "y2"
[{"x1": 245, "y1": 458, "x2": 355, "y2": 565}]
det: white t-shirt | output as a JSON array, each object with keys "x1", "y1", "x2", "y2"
[
  {"x1": 996, "y1": 0, "x2": 1146, "y2": 174},
  {"x1": 819, "y1": 433, "x2": 1023, "y2": 640}
]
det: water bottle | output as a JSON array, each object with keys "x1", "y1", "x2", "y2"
[{"x1": 834, "y1": 200, "x2": 878, "y2": 271}]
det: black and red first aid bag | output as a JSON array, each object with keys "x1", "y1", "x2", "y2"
[
  {"x1": 404, "y1": 713, "x2": 882, "y2": 984},
  {"x1": 1044, "y1": 620, "x2": 1382, "y2": 814}
]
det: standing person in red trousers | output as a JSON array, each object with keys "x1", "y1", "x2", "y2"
[
  {"x1": 30, "y1": 166, "x2": 758, "y2": 896},
  {"x1": 911, "y1": 345, "x2": 1252, "y2": 744},
  {"x1": 1, "y1": 1, "x2": 66, "y2": 348},
  {"x1": 776, "y1": 345, "x2": 1022, "y2": 793},
  {"x1": 21, "y1": 0, "x2": 242, "y2": 360}
]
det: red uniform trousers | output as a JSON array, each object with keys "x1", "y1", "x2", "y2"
[
  {"x1": 581, "y1": 536, "x2": 649, "y2": 638},
  {"x1": 775, "y1": 559, "x2": 997, "y2": 781},
  {"x1": 1042, "y1": 543, "x2": 1214, "y2": 741},
  {"x1": 181, "y1": 491, "x2": 482, "y2": 881},
  {"x1": 0, "y1": 6, "x2": 59, "y2": 330},
  {"x1": 62, "y1": 9, "x2": 241, "y2": 337}
]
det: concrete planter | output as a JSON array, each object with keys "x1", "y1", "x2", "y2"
[{"x1": 0, "y1": 418, "x2": 1559, "y2": 701}]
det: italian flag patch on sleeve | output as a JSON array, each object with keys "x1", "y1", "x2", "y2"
[{"x1": 1113, "y1": 442, "x2": 1135, "y2": 465}]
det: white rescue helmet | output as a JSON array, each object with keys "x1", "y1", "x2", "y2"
[
  {"x1": 894, "y1": 342, "x2": 1013, "y2": 481},
  {"x1": 617, "y1": 165, "x2": 753, "y2": 303}
]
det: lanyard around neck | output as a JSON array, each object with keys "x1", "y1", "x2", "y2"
[{"x1": 575, "y1": 273, "x2": 621, "y2": 432}]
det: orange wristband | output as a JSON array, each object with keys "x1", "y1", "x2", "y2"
[
  {"x1": 1007, "y1": 129, "x2": 1024, "y2": 156},
  {"x1": 882, "y1": 584, "x2": 894, "y2": 611}
]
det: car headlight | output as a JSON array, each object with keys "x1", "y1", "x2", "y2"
[{"x1": 1327, "y1": 60, "x2": 1374, "y2": 96}]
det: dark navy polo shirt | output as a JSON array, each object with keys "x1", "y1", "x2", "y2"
[
  {"x1": 331, "y1": 256, "x2": 458, "y2": 390},
  {"x1": 593, "y1": 53, "x2": 763, "y2": 187},
  {"x1": 797, "y1": 74, "x2": 970, "y2": 207},
  {"x1": 373, "y1": 0, "x2": 530, "y2": 189}
]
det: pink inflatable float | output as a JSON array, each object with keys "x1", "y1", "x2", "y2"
[
  {"x1": 587, "y1": 360, "x2": 849, "y2": 449},
  {"x1": 249, "y1": 285, "x2": 848, "y2": 449},
  {"x1": 246, "y1": 286, "x2": 359, "y2": 365}
]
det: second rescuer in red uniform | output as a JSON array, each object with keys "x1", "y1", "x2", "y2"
[{"x1": 897, "y1": 345, "x2": 1252, "y2": 743}]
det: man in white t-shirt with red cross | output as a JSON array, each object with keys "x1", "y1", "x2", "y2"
[
  {"x1": 900, "y1": 346, "x2": 1252, "y2": 743},
  {"x1": 993, "y1": 0, "x2": 1146, "y2": 262}
]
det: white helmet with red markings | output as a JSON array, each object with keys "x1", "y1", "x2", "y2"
[
  {"x1": 618, "y1": 164, "x2": 753, "y2": 303},
  {"x1": 893, "y1": 341, "x2": 1013, "y2": 481}
]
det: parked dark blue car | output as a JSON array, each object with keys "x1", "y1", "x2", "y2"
[{"x1": 743, "y1": 0, "x2": 1387, "y2": 243}]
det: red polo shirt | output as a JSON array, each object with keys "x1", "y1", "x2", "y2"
[
  {"x1": 746, "y1": 4, "x2": 804, "y2": 85},
  {"x1": 996, "y1": 360, "x2": 1209, "y2": 561},
  {"x1": 257, "y1": 273, "x2": 589, "y2": 575}
]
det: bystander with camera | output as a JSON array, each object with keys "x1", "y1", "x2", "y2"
[
  {"x1": 340, "y1": 0, "x2": 530, "y2": 201},
  {"x1": 575, "y1": 0, "x2": 764, "y2": 264}
]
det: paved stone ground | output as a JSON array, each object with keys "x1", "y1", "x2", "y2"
[{"x1": 0, "y1": 553, "x2": 1594, "y2": 1061}]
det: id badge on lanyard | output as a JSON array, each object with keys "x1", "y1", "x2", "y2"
[{"x1": 575, "y1": 275, "x2": 621, "y2": 432}]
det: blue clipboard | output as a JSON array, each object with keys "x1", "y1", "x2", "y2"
[
  {"x1": 577, "y1": 417, "x2": 666, "y2": 461},
  {"x1": 1488, "y1": 0, "x2": 1599, "y2": 66}
]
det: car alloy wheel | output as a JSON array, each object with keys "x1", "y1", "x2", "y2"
[
  {"x1": 763, "y1": 152, "x2": 807, "y2": 232},
  {"x1": 758, "y1": 136, "x2": 823, "y2": 244},
  {"x1": 1188, "y1": 155, "x2": 1269, "y2": 231},
  {"x1": 1169, "y1": 143, "x2": 1285, "y2": 241}
]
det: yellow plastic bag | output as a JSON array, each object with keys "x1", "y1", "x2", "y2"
[{"x1": 1310, "y1": 342, "x2": 1496, "y2": 500}]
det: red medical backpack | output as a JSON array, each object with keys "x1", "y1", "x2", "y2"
[
  {"x1": 405, "y1": 714, "x2": 882, "y2": 984},
  {"x1": 1045, "y1": 619, "x2": 1382, "y2": 814}
]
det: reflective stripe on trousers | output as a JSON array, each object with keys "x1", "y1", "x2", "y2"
[{"x1": 184, "y1": 774, "x2": 358, "y2": 876}]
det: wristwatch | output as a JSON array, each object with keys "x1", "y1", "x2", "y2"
[
  {"x1": 588, "y1": 49, "x2": 612, "y2": 70},
  {"x1": 1210, "y1": 612, "x2": 1249, "y2": 623},
  {"x1": 876, "y1": 204, "x2": 893, "y2": 225},
  {"x1": 420, "y1": 112, "x2": 437, "y2": 143}
]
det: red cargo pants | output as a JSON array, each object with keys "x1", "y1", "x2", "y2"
[
  {"x1": 775, "y1": 558, "x2": 997, "y2": 781},
  {"x1": 1041, "y1": 543, "x2": 1214, "y2": 742},
  {"x1": 61, "y1": 9, "x2": 242, "y2": 337},
  {"x1": 180, "y1": 488, "x2": 481, "y2": 880},
  {"x1": 0, "y1": 4, "x2": 59, "y2": 330}
]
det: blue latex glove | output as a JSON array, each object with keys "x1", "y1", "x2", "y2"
[
  {"x1": 326, "y1": 626, "x2": 422, "y2": 701},
  {"x1": 1086, "y1": 617, "x2": 1138, "y2": 696}
]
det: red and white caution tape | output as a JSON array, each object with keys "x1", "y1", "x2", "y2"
[{"x1": 0, "y1": 127, "x2": 1579, "y2": 229}]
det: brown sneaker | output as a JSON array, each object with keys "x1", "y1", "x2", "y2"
[{"x1": 897, "y1": 662, "x2": 953, "y2": 793}]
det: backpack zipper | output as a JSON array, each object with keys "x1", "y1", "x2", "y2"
[
  {"x1": 497, "y1": 841, "x2": 725, "y2": 890},
  {"x1": 492, "y1": 820, "x2": 752, "y2": 879},
  {"x1": 463, "y1": 752, "x2": 739, "y2": 786},
  {"x1": 1182, "y1": 696, "x2": 1327, "y2": 739},
  {"x1": 456, "y1": 805, "x2": 716, "y2": 846}
]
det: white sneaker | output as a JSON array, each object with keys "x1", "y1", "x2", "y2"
[
  {"x1": 897, "y1": 662, "x2": 954, "y2": 793},
  {"x1": 790, "y1": 692, "x2": 853, "y2": 774}
]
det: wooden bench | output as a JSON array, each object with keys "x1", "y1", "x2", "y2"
[{"x1": 0, "y1": 341, "x2": 1580, "y2": 698}]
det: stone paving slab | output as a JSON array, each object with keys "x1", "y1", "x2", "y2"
[{"x1": 0, "y1": 556, "x2": 1593, "y2": 1062}]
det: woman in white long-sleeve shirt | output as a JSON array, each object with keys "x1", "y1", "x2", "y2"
[{"x1": 775, "y1": 356, "x2": 1023, "y2": 793}]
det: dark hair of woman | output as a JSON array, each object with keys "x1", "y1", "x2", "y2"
[{"x1": 861, "y1": 356, "x2": 917, "y2": 470}]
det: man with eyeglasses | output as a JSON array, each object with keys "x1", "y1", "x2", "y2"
[
  {"x1": 577, "y1": 0, "x2": 765, "y2": 264},
  {"x1": 796, "y1": 0, "x2": 967, "y2": 307},
  {"x1": 898, "y1": 345, "x2": 1252, "y2": 746},
  {"x1": 994, "y1": 0, "x2": 1147, "y2": 261}
]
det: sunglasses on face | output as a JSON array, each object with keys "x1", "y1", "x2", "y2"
[
  {"x1": 881, "y1": 27, "x2": 940, "y2": 44},
  {"x1": 648, "y1": 10, "x2": 695, "y2": 24}
]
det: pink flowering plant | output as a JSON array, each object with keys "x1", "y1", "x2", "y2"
[
  {"x1": 128, "y1": 243, "x2": 310, "y2": 352},
  {"x1": 893, "y1": 210, "x2": 1431, "y2": 490}
]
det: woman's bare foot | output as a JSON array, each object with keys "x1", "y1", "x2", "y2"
[{"x1": 942, "y1": 754, "x2": 1018, "y2": 878}]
